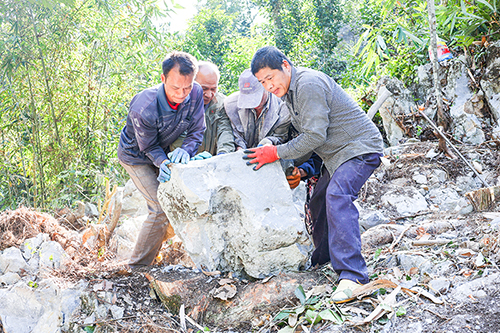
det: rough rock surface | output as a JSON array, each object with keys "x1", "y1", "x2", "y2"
[{"x1": 158, "y1": 151, "x2": 312, "y2": 278}]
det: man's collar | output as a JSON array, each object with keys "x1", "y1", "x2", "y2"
[{"x1": 288, "y1": 66, "x2": 298, "y2": 94}]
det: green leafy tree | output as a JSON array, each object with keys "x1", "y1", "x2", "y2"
[{"x1": 0, "y1": 0, "x2": 175, "y2": 209}]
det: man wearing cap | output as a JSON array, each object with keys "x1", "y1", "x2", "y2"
[
  {"x1": 224, "y1": 69, "x2": 290, "y2": 150},
  {"x1": 117, "y1": 51, "x2": 205, "y2": 268},
  {"x1": 245, "y1": 46, "x2": 384, "y2": 302}
]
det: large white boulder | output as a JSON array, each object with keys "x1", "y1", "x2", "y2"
[{"x1": 158, "y1": 151, "x2": 312, "y2": 279}]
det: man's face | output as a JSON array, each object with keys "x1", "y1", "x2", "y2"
[
  {"x1": 161, "y1": 65, "x2": 195, "y2": 105},
  {"x1": 254, "y1": 91, "x2": 269, "y2": 113},
  {"x1": 254, "y1": 61, "x2": 292, "y2": 98},
  {"x1": 195, "y1": 70, "x2": 218, "y2": 105}
]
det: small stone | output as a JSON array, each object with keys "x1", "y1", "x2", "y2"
[
  {"x1": 0, "y1": 272, "x2": 21, "y2": 285},
  {"x1": 85, "y1": 203, "x2": 99, "y2": 217},
  {"x1": 413, "y1": 173, "x2": 427, "y2": 184},
  {"x1": 110, "y1": 305, "x2": 124, "y2": 319},
  {"x1": 0, "y1": 247, "x2": 29, "y2": 274},
  {"x1": 429, "y1": 278, "x2": 451, "y2": 295},
  {"x1": 425, "y1": 149, "x2": 439, "y2": 159}
]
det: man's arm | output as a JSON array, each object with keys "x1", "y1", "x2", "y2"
[
  {"x1": 264, "y1": 102, "x2": 291, "y2": 145},
  {"x1": 276, "y1": 82, "x2": 329, "y2": 160},
  {"x1": 131, "y1": 106, "x2": 169, "y2": 168},
  {"x1": 180, "y1": 87, "x2": 206, "y2": 157},
  {"x1": 216, "y1": 106, "x2": 236, "y2": 154},
  {"x1": 224, "y1": 93, "x2": 248, "y2": 150}
]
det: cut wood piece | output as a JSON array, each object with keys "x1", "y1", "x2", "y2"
[
  {"x1": 367, "y1": 86, "x2": 393, "y2": 120},
  {"x1": 465, "y1": 186, "x2": 500, "y2": 211},
  {"x1": 412, "y1": 239, "x2": 451, "y2": 246},
  {"x1": 143, "y1": 271, "x2": 323, "y2": 329}
]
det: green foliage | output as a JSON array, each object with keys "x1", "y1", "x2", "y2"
[
  {"x1": 437, "y1": 0, "x2": 500, "y2": 46},
  {"x1": 274, "y1": 285, "x2": 346, "y2": 331},
  {"x1": 396, "y1": 306, "x2": 407, "y2": 317},
  {"x1": 0, "y1": 0, "x2": 175, "y2": 209},
  {"x1": 181, "y1": 4, "x2": 271, "y2": 94},
  {"x1": 255, "y1": 0, "x2": 348, "y2": 78}
]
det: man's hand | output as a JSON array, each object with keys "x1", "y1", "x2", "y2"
[
  {"x1": 168, "y1": 147, "x2": 190, "y2": 164},
  {"x1": 157, "y1": 160, "x2": 171, "y2": 183},
  {"x1": 287, "y1": 167, "x2": 301, "y2": 189},
  {"x1": 191, "y1": 151, "x2": 212, "y2": 160},
  {"x1": 257, "y1": 138, "x2": 272, "y2": 146},
  {"x1": 242, "y1": 145, "x2": 279, "y2": 171}
]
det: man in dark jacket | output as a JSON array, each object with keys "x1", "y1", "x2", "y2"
[
  {"x1": 245, "y1": 46, "x2": 384, "y2": 302},
  {"x1": 118, "y1": 51, "x2": 205, "y2": 268}
]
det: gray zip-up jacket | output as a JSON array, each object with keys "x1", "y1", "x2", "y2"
[
  {"x1": 277, "y1": 67, "x2": 383, "y2": 176},
  {"x1": 225, "y1": 91, "x2": 290, "y2": 149}
]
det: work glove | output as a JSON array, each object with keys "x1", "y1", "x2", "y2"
[
  {"x1": 191, "y1": 151, "x2": 212, "y2": 160},
  {"x1": 168, "y1": 147, "x2": 190, "y2": 164},
  {"x1": 157, "y1": 160, "x2": 171, "y2": 183},
  {"x1": 243, "y1": 145, "x2": 279, "y2": 171},
  {"x1": 287, "y1": 167, "x2": 301, "y2": 189},
  {"x1": 257, "y1": 138, "x2": 273, "y2": 147}
]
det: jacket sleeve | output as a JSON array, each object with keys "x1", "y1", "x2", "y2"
[
  {"x1": 276, "y1": 82, "x2": 329, "y2": 160},
  {"x1": 298, "y1": 153, "x2": 322, "y2": 179},
  {"x1": 130, "y1": 102, "x2": 169, "y2": 168},
  {"x1": 265, "y1": 102, "x2": 291, "y2": 146},
  {"x1": 180, "y1": 87, "x2": 206, "y2": 157},
  {"x1": 216, "y1": 106, "x2": 236, "y2": 154},
  {"x1": 225, "y1": 94, "x2": 248, "y2": 150}
]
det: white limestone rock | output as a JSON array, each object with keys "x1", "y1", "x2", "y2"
[
  {"x1": 381, "y1": 187, "x2": 429, "y2": 216},
  {"x1": 39, "y1": 241, "x2": 69, "y2": 270},
  {"x1": 0, "y1": 279, "x2": 86, "y2": 333},
  {"x1": 121, "y1": 179, "x2": 148, "y2": 217},
  {"x1": 0, "y1": 247, "x2": 29, "y2": 274},
  {"x1": 158, "y1": 151, "x2": 312, "y2": 279},
  {"x1": 376, "y1": 76, "x2": 414, "y2": 146}
]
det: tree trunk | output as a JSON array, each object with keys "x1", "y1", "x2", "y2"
[{"x1": 427, "y1": 0, "x2": 452, "y2": 156}]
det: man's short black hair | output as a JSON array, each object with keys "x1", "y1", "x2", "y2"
[
  {"x1": 162, "y1": 51, "x2": 198, "y2": 77},
  {"x1": 251, "y1": 46, "x2": 293, "y2": 75}
]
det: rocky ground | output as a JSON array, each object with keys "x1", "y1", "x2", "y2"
[{"x1": 1, "y1": 140, "x2": 500, "y2": 333}]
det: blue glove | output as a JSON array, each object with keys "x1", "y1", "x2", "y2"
[
  {"x1": 168, "y1": 148, "x2": 190, "y2": 164},
  {"x1": 157, "y1": 160, "x2": 171, "y2": 183},
  {"x1": 191, "y1": 151, "x2": 213, "y2": 160}
]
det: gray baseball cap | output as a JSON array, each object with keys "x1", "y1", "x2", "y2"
[{"x1": 237, "y1": 69, "x2": 265, "y2": 109}]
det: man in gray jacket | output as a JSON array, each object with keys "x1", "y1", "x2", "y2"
[
  {"x1": 225, "y1": 69, "x2": 290, "y2": 150},
  {"x1": 245, "y1": 46, "x2": 384, "y2": 302}
]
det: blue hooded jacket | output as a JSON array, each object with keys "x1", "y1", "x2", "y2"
[{"x1": 118, "y1": 82, "x2": 205, "y2": 167}]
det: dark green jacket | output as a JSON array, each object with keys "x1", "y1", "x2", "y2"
[{"x1": 198, "y1": 92, "x2": 235, "y2": 155}]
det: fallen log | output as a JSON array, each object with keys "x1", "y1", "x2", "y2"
[
  {"x1": 362, "y1": 220, "x2": 454, "y2": 251},
  {"x1": 144, "y1": 271, "x2": 326, "y2": 329}
]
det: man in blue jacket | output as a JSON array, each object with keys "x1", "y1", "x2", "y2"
[
  {"x1": 118, "y1": 51, "x2": 205, "y2": 268},
  {"x1": 245, "y1": 46, "x2": 383, "y2": 302}
]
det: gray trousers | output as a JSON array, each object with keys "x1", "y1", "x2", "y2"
[{"x1": 120, "y1": 161, "x2": 170, "y2": 268}]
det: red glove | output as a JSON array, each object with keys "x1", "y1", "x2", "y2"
[
  {"x1": 287, "y1": 167, "x2": 301, "y2": 189},
  {"x1": 243, "y1": 145, "x2": 279, "y2": 170}
]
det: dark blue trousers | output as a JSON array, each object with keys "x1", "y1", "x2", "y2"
[{"x1": 310, "y1": 153, "x2": 381, "y2": 284}]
